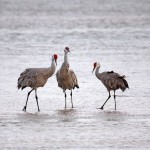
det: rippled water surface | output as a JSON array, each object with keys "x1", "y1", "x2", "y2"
[{"x1": 0, "y1": 0, "x2": 150, "y2": 149}]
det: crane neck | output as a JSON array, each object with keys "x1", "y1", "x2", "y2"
[
  {"x1": 60, "y1": 52, "x2": 69, "y2": 69},
  {"x1": 95, "y1": 66, "x2": 100, "y2": 78},
  {"x1": 51, "y1": 57, "x2": 56, "y2": 69},
  {"x1": 64, "y1": 52, "x2": 69, "y2": 64},
  {"x1": 45, "y1": 57, "x2": 56, "y2": 78}
]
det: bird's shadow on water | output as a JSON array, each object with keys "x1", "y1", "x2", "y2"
[
  {"x1": 96, "y1": 110, "x2": 129, "y2": 122},
  {"x1": 16, "y1": 111, "x2": 52, "y2": 124},
  {"x1": 16, "y1": 108, "x2": 77, "y2": 124},
  {"x1": 56, "y1": 108, "x2": 77, "y2": 122}
]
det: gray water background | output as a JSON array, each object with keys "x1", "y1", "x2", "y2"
[{"x1": 0, "y1": 0, "x2": 150, "y2": 149}]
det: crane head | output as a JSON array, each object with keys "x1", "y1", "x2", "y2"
[
  {"x1": 54, "y1": 54, "x2": 58, "y2": 66},
  {"x1": 92, "y1": 62, "x2": 100, "y2": 73},
  {"x1": 92, "y1": 62, "x2": 97, "y2": 73},
  {"x1": 64, "y1": 47, "x2": 70, "y2": 53}
]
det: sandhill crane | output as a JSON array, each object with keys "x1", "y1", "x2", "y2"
[
  {"x1": 92, "y1": 62, "x2": 129, "y2": 110},
  {"x1": 17, "y1": 54, "x2": 58, "y2": 112},
  {"x1": 56, "y1": 47, "x2": 79, "y2": 108}
]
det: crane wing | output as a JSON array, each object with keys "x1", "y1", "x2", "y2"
[
  {"x1": 97, "y1": 71, "x2": 128, "y2": 91},
  {"x1": 70, "y1": 69, "x2": 79, "y2": 89},
  {"x1": 18, "y1": 68, "x2": 49, "y2": 89},
  {"x1": 18, "y1": 68, "x2": 36, "y2": 89},
  {"x1": 56, "y1": 70, "x2": 63, "y2": 88}
]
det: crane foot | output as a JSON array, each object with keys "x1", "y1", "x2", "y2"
[
  {"x1": 22, "y1": 106, "x2": 26, "y2": 111},
  {"x1": 96, "y1": 106, "x2": 104, "y2": 110},
  {"x1": 100, "y1": 106, "x2": 104, "y2": 110}
]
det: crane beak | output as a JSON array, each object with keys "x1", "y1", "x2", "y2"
[
  {"x1": 92, "y1": 67, "x2": 95, "y2": 73},
  {"x1": 55, "y1": 59, "x2": 57, "y2": 66}
]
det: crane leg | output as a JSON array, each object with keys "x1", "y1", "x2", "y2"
[
  {"x1": 64, "y1": 90, "x2": 67, "y2": 108},
  {"x1": 23, "y1": 89, "x2": 34, "y2": 111},
  {"x1": 35, "y1": 89, "x2": 40, "y2": 112},
  {"x1": 114, "y1": 90, "x2": 116, "y2": 110},
  {"x1": 70, "y1": 90, "x2": 74, "y2": 108},
  {"x1": 100, "y1": 91, "x2": 111, "y2": 110}
]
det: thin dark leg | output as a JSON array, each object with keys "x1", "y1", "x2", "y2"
[
  {"x1": 35, "y1": 89, "x2": 40, "y2": 112},
  {"x1": 70, "y1": 90, "x2": 73, "y2": 108},
  {"x1": 100, "y1": 91, "x2": 111, "y2": 110},
  {"x1": 64, "y1": 90, "x2": 67, "y2": 108},
  {"x1": 23, "y1": 89, "x2": 34, "y2": 111},
  {"x1": 114, "y1": 90, "x2": 116, "y2": 110}
]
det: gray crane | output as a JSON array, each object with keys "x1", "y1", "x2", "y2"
[
  {"x1": 17, "y1": 54, "x2": 58, "y2": 112},
  {"x1": 56, "y1": 47, "x2": 79, "y2": 108},
  {"x1": 92, "y1": 62, "x2": 129, "y2": 110}
]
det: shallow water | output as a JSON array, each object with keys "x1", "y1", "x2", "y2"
[{"x1": 0, "y1": 0, "x2": 150, "y2": 149}]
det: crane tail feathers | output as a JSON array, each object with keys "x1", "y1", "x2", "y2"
[
  {"x1": 21, "y1": 86, "x2": 26, "y2": 90},
  {"x1": 120, "y1": 77, "x2": 129, "y2": 91},
  {"x1": 123, "y1": 78, "x2": 129, "y2": 89},
  {"x1": 76, "y1": 85, "x2": 79, "y2": 88},
  {"x1": 17, "y1": 84, "x2": 26, "y2": 90},
  {"x1": 17, "y1": 85, "x2": 20, "y2": 90}
]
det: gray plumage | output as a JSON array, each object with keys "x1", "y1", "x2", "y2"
[
  {"x1": 17, "y1": 54, "x2": 58, "y2": 112},
  {"x1": 93, "y1": 62, "x2": 129, "y2": 110},
  {"x1": 56, "y1": 47, "x2": 79, "y2": 108}
]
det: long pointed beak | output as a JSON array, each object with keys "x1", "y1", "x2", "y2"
[
  {"x1": 92, "y1": 67, "x2": 95, "y2": 73},
  {"x1": 55, "y1": 59, "x2": 57, "y2": 66}
]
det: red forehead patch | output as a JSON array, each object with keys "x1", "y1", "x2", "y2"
[
  {"x1": 94, "y1": 62, "x2": 97, "y2": 67},
  {"x1": 54, "y1": 54, "x2": 58, "y2": 59}
]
